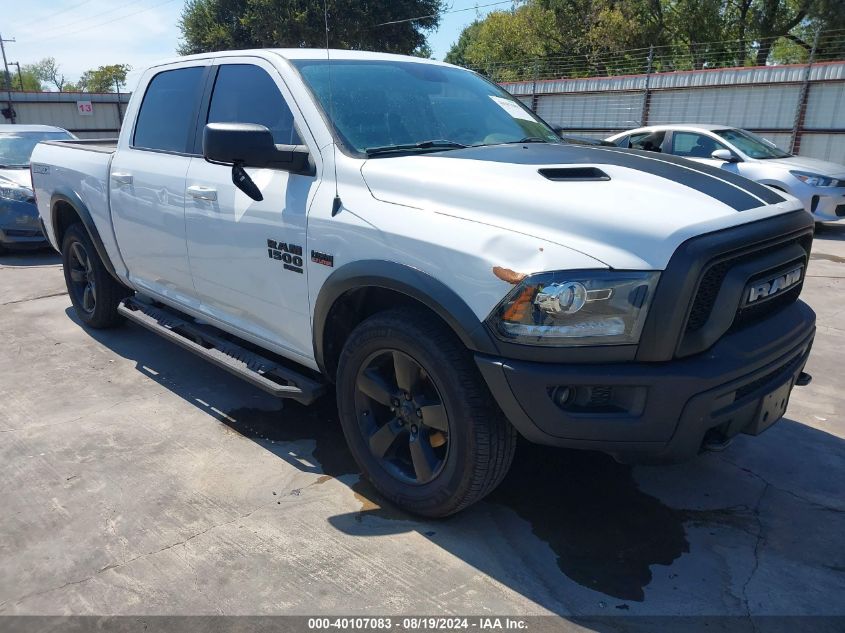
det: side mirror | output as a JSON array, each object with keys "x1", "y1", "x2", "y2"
[
  {"x1": 711, "y1": 148, "x2": 739, "y2": 163},
  {"x1": 203, "y1": 123, "x2": 315, "y2": 201}
]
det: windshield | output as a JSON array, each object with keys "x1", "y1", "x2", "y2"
[
  {"x1": 713, "y1": 128, "x2": 791, "y2": 160},
  {"x1": 0, "y1": 130, "x2": 73, "y2": 167},
  {"x1": 291, "y1": 59, "x2": 559, "y2": 155}
]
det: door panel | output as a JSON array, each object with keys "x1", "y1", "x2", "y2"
[
  {"x1": 111, "y1": 151, "x2": 194, "y2": 301},
  {"x1": 185, "y1": 160, "x2": 315, "y2": 358},
  {"x1": 110, "y1": 63, "x2": 208, "y2": 305},
  {"x1": 185, "y1": 59, "x2": 318, "y2": 361}
]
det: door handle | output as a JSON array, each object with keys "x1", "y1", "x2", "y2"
[
  {"x1": 111, "y1": 172, "x2": 133, "y2": 185},
  {"x1": 187, "y1": 185, "x2": 218, "y2": 201}
]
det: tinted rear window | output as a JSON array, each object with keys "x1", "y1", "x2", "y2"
[{"x1": 133, "y1": 66, "x2": 204, "y2": 153}]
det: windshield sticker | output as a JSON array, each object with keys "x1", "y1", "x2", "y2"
[{"x1": 489, "y1": 96, "x2": 536, "y2": 122}]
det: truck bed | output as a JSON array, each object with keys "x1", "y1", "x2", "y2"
[
  {"x1": 31, "y1": 138, "x2": 120, "y2": 262},
  {"x1": 41, "y1": 138, "x2": 118, "y2": 153}
]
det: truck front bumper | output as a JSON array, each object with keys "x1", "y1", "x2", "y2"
[{"x1": 476, "y1": 300, "x2": 815, "y2": 463}]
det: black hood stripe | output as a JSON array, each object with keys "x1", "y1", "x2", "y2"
[
  {"x1": 592, "y1": 146, "x2": 786, "y2": 205},
  {"x1": 432, "y1": 144, "x2": 782, "y2": 212}
]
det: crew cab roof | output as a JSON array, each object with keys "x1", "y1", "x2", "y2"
[{"x1": 146, "y1": 48, "x2": 455, "y2": 70}]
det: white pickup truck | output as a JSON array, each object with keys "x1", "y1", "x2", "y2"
[{"x1": 31, "y1": 49, "x2": 816, "y2": 517}]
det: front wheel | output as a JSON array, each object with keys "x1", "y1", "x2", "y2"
[
  {"x1": 61, "y1": 223, "x2": 130, "y2": 328},
  {"x1": 336, "y1": 308, "x2": 517, "y2": 517}
]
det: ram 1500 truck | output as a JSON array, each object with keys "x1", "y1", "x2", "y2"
[{"x1": 31, "y1": 50, "x2": 816, "y2": 517}]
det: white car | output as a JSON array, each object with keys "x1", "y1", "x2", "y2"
[
  {"x1": 606, "y1": 124, "x2": 845, "y2": 222},
  {"x1": 30, "y1": 50, "x2": 816, "y2": 516}
]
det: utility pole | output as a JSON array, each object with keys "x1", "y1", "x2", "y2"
[
  {"x1": 115, "y1": 77, "x2": 123, "y2": 123},
  {"x1": 12, "y1": 62, "x2": 24, "y2": 90},
  {"x1": 0, "y1": 32, "x2": 16, "y2": 123}
]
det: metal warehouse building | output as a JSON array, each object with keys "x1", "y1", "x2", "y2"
[
  {"x1": 501, "y1": 60, "x2": 845, "y2": 163},
  {"x1": 1, "y1": 90, "x2": 130, "y2": 138}
]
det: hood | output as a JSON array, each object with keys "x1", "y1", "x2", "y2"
[
  {"x1": 360, "y1": 143, "x2": 797, "y2": 270},
  {"x1": 762, "y1": 155, "x2": 845, "y2": 178},
  {"x1": 0, "y1": 168, "x2": 33, "y2": 189}
]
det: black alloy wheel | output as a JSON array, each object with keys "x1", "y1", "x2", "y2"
[
  {"x1": 354, "y1": 350, "x2": 450, "y2": 485},
  {"x1": 336, "y1": 308, "x2": 517, "y2": 517},
  {"x1": 67, "y1": 240, "x2": 97, "y2": 314},
  {"x1": 61, "y1": 222, "x2": 130, "y2": 328}
]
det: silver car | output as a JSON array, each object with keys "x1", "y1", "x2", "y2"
[
  {"x1": 0, "y1": 124, "x2": 75, "y2": 252},
  {"x1": 606, "y1": 124, "x2": 845, "y2": 223}
]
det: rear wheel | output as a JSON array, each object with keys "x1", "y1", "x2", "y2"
[
  {"x1": 61, "y1": 223, "x2": 130, "y2": 328},
  {"x1": 336, "y1": 308, "x2": 517, "y2": 517}
]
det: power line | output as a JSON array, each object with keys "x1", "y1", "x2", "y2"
[
  {"x1": 16, "y1": 0, "x2": 95, "y2": 29},
  {"x1": 376, "y1": 0, "x2": 525, "y2": 27},
  {"x1": 36, "y1": 0, "x2": 152, "y2": 38},
  {"x1": 34, "y1": 0, "x2": 178, "y2": 43}
]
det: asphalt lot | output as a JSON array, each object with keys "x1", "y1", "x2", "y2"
[{"x1": 1, "y1": 227, "x2": 843, "y2": 624}]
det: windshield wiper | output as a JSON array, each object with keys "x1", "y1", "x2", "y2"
[{"x1": 365, "y1": 140, "x2": 468, "y2": 156}]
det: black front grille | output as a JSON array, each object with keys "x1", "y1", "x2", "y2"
[
  {"x1": 686, "y1": 261, "x2": 731, "y2": 332},
  {"x1": 685, "y1": 234, "x2": 812, "y2": 335},
  {"x1": 836, "y1": 204, "x2": 845, "y2": 218}
]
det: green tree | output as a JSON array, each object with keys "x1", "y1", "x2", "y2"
[
  {"x1": 444, "y1": 20, "x2": 482, "y2": 66},
  {"x1": 178, "y1": 0, "x2": 444, "y2": 56},
  {"x1": 3, "y1": 66, "x2": 42, "y2": 91},
  {"x1": 76, "y1": 64, "x2": 131, "y2": 93},
  {"x1": 29, "y1": 57, "x2": 67, "y2": 91},
  {"x1": 447, "y1": 0, "x2": 845, "y2": 79}
]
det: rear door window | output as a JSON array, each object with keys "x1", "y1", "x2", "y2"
[
  {"x1": 207, "y1": 64, "x2": 301, "y2": 145},
  {"x1": 670, "y1": 131, "x2": 728, "y2": 158},
  {"x1": 629, "y1": 131, "x2": 666, "y2": 152},
  {"x1": 133, "y1": 66, "x2": 205, "y2": 153}
]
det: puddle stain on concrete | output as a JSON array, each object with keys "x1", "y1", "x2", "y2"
[
  {"x1": 489, "y1": 444, "x2": 688, "y2": 601},
  {"x1": 223, "y1": 405, "x2": 750, "y2": 602}
]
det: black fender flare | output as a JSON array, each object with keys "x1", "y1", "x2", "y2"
[
  {"x1": 50, "y1": 190, "x2": 121, "y2": 281},
  {"x1": 312, "y1": 260, "x2": 499, "y2": 373}
]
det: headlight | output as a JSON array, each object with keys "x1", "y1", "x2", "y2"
[
  {"x1": 0, "y1": 184, "x2": 34, "y2": 202},
  {"x1": 790, "y1": 171, "x2": 838, "y2": 187},
  {"x1": 488, "y1": 270, "x2": 660, "y2": 346}
]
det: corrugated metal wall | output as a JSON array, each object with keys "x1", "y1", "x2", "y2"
[
  {"x1": 2, "y1": 91, "x2": 130, "y2": 138},
  {"x1": 536, "y1": 92, "x2": 644, "y2": 130},
  {"x1": 504, "y1": 61, "x2": 845, "y2": 163}
]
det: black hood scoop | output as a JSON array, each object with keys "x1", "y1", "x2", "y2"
[{"x1": 539, "y1": 167, "x2": 610, "y2": 181}]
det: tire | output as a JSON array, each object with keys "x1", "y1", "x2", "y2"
[
  {"x1": 336, "y1": 308, "x2": 517, "y2": 517},
  {"x1": 61, "y1": 223, "x2": 130, "y2": 328}
]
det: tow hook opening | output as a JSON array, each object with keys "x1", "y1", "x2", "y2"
[{"x1": 701, "y1": 427, "x2": 733, "y2": 453}]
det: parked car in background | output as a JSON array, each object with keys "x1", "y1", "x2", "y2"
[
  {"x1": 607, "y1": 125, "x2": 845, "y2": 223},
  {"x1": 559, "y1": 134, "x2": 616, "y2": 147},
  {"x1": 551, "y1": 127, "x2": 616, "y2": 147},
  {"x1": 0, "y1": 124, "x2": 76, "y2": 252}
]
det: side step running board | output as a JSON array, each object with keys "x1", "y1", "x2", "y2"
[{"x1": 118, "y1": 297, "x2": 326, "y2": 405}]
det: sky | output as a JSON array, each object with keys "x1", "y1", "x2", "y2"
[{"x1": 2, "y1": 0, "x2": 511, "y2": 91}]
